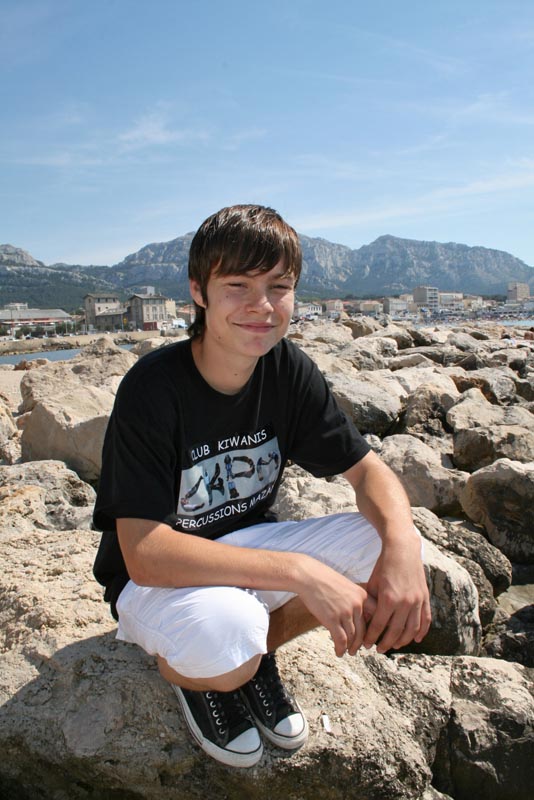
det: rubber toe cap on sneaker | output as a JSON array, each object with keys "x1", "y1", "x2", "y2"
[
  {"x1": 227, "y1": 727, "x2": 262, "y2": 756},
  {"x1": 274, "y1": 712, "x2": 306, "y2": 738}
]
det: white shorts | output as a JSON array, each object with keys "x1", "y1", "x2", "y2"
[{"x1": 116, "y1": 512, "x2": 383, "y2": 679}]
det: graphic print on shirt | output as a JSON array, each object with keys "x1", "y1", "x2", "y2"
[{"x1": 176, "y1": 424, "x2": 281, "y2": 531}]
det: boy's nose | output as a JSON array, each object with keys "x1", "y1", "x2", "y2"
[{"x1": 247, "y1": 288, "x2": 274, "y2": 310}]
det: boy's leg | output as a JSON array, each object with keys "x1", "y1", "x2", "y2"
[
  {"x1": 113, "y1": 513, "x2": 384, "y2": 765},
  {"x1": 115, "y1": 583, "x2": 271, "y2": 767},
  {"x1": 219, "y1": 511, "x2": 384, "y2": 612}
]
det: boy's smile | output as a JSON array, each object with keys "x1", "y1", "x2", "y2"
[{"x1": 190, "y1": 262, "x2": 295, "y2": 393}]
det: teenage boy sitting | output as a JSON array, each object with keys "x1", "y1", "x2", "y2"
[{"x1": 93, "y1": 204, "x2": 430, "y2": 769}]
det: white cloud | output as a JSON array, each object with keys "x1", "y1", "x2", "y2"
[
  {"x1": 294, "y1": 168, "x2": 534, "y2": 232},
  {"x1": 117, "y1": 110, "x2": 209, "y2": 151}
]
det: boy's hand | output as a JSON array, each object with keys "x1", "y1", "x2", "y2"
[
  {"x1": 363, "y1": 534, "x2": 431, "y2": 654},
  {"x1": 297, "y1": 558, "x2": 377, "y2": 656}
]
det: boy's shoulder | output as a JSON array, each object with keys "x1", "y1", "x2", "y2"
[
  {"x1": 119, "y1": 338, "x2": 190, "y2": 389},
  {"x1": 270, "y1": 336, "x2": 318, "y2": 370}
]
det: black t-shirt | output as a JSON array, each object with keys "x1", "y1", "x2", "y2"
[{"x1": 93, "y1": 338, "x2": 370, "y2": 616}]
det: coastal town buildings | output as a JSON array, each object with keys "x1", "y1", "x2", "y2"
[
  {"x1": 352, "y1": 300, "x2": 383, "y2": 315},
  {"x1": 4, "y1": 272, "x2": 532, "y2": 340},
  {"x1": 0, "y1": 303, "x2": 72, "y2": 334},
  {"x1": 83, "y1": 291, "x2": 177, "y2": 332},
  {"x1": 91, "y1": 306, "x2": 129, "y2": 332},
  {"x1": 438, "y1": 292, "x2": 464, "y2": 312}
]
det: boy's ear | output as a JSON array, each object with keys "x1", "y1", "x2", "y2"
[{"x1": 189, "y1": 279, "x2": 206, "y2": 308}]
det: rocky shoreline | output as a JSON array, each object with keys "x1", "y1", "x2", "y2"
[
  {"x1": 1, "y1": 321, "x2": 533, "y2": 800},
  {"x1": 0, "y1": 329, "x2": 159, "y2": 358}
]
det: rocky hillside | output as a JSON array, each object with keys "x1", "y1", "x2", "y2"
[
  {"x1": 348, "y1": 235, "x2": 534, "y2": 296},
  {"x1": 76, "y1": 232, "x2": 534, "y2": 298},
  {"x1": 2, "y1": 233, "x2": 533, "y2": 309},
  {"x1": 0, "y1": 245, "x2": 115, "y2": 310}
]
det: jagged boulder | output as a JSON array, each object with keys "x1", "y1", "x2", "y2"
[
  {"x1": 326, "y1": 372, "x2": 404, "y2": 436},
  {"x1": 411, "y1": 507, "x2": 512, "y2": 597},
  {"x1": 406, "y1": 525, "x2": 502, "y2": 630},
  {"x1": 377, "y1": 434, "x2": 468, "y2": 515},
  {"x1": 446, "y1": 387, "x2": 534, "y2": 432},
  {"x1": 20, "y1": 386, "x2": 114, "y2": 481},
  {"x1": 446, "y1": 331, "x2": 481, "y2": 352},
  {"x1": 388, "y1": 353, "x2": 435, "y2": 371},
  {"x1": 338, "y1": 336, "x2": 398, "y2": 371},
  {"x1": 453, "y1": 424, "x2": 534, "y2": 471},
  {"x1": 417, "y1": 540, "x2": 481, "y2": 656},
  {"x1": 486, "y1": 346, "x2": 530, "y2": 372},
  {"x1": 341, "y1": 315, "x2": 383, "y2": 338},
  {"x1": 460, "y1": 459, "x2": 534, "y2": 563},
  {"x1": 0, "y1": 395, "x2": 18, "y2": 464},
  {"x1": 448, "y1": 366, "x2": 518, "y2": 404},
  {"x1": 368, "y1": 324, "x2": 414, "y2": 349},
  {"x1": 483, "y1": 604, "x2": 534, "y2": 667},
  {"x1": 430, "y1": 656, "x2": 534, "y2": 800},
  {"x1": 0, "y1": 460, "x2": 96, "y2": 537},
  {"x1": 399, "y1": 382, "x2": 460, "y2": 439}
]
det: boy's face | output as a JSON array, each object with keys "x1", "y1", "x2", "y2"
[{"x1": 190, "y1": 261, "x2": 295, "y2": 360}]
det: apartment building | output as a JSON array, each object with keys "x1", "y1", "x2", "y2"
[
  {"x1": 128, "y1": 293, "x2": 171, "y2": 330},
  {"x1": 413, "y1": 286, "x2": 439, "y2": 312},
  {"x1": 507, "y1": 282, "x2": 530, "y2": 303},
  {"x1": 383, "y1": 297, "x2": 408, "y2": 315},
  {"x1": 295, "y1": 301, "x2": 322, "y2": 318},
  {"x1": 84, "y1": 293, "x2": 121, "y2": 328}
]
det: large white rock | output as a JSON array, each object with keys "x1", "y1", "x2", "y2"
[
  {"x1": 20, "y1": 386, "x2": 115, "y2": 481},
  {"x1": 19, "y1": 336, "x2": 137, "y2": 413},
  {"x1": 18, "y1": 338, "x2": 137, "y2": 481},
  {"x1": 449, "y1": 366, "x2": 518, "y2": 404},
  {"x1": 378, "y1": 434, "x2": 468, "y2": 515}
]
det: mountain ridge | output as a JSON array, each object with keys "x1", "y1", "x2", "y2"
[{"x1": 1, "y1": 233, "x2": 533, "y2": 310}]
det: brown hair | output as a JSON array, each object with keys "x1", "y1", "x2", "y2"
[{"x1": 188, "y1": 204, "x2": 301, "y2": 339}]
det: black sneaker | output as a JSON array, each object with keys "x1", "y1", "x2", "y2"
[
  {"x1": 241, "y1": 652, "x2": 309, "y2": 750},
  {"x1": 172, "y1": 685, "x2": 263, "y2": 768}
]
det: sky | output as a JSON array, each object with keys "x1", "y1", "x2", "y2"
[{"x1": 2, "y1": 0, "x2": 534, "y2": 267}]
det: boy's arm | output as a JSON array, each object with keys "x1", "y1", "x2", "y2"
[
  {"x1": 342, "y1": 450, "x2": 432, "y2": 653},
  {"x1": 117, "y1": 518, "x2": 375, "y2": 657}
]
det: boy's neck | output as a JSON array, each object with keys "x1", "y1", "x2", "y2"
[{"x1": 191, "y1": 337, "x2": 258, "y2": 395}]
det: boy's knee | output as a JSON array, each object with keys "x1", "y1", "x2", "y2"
[
  {"x1": 161, "y1": 587, "x2": 270, "y2": 682},
  {"x1": 159, "y1": 652, "x2": 262, "y2": 692},
  {"x1": 205, "y1": 655, "x2": 262, "y2": 691}
]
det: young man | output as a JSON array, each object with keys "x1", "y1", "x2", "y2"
[{"x1": 93, "y1": 204, "x2": 430, "y2": 769}]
